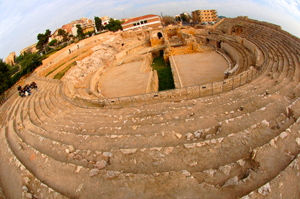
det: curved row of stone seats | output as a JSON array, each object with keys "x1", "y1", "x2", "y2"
[
  {"x1": 218, "y1": 35, "x2": 253, "y2": 75},
  {"x1": 31, "y1": 34, "x2": 298, "y2": 157},
  {"x1": 1, "y1": 83, "x2": 298, "y2": 181},
  {"x1": 5, "y1": 88, "x2": 298, "y2": 195},
  {"x1": 0, "y1": 82, "x2": 68, "y2": 198},
  {"x1": 3, "y1": 99, "x2": 299, "y2": 198},
  {"x1": 14, "y1": 92, "x2": 294, "y2": 165},
  {"x1": 1, "y1": 18, "x2": 300, "y2": 198}
]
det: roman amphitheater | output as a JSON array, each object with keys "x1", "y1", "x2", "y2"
[{"x1": 1, "y1": 16, "x2": 300, "y2": 198}]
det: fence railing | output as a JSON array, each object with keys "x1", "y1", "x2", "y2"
[{"x1": 60, "y1": 67, "x2": 259, "y2": 109}]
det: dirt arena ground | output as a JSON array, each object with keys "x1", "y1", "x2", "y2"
[
  {"x1": 100, "y1": 61, "x2": 150, "y2": 98},
  {"x1": 173, "y1": 52, "x2": 229, "y2": 87}
]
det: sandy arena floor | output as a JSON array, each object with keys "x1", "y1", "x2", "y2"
[
  {"x1": 100, "y1": 61, "x2": 150, "y2": 98},
  {"x1": 173, "y1": 52, "x2": 229, "y2": 87}
]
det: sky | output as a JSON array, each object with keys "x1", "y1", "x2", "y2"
[{"x1": 0, "y1": 0, "x2": 300, "y2": 59}]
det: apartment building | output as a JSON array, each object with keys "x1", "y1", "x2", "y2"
[
  {"x1": 101, "y1": 16, "x2": 110, "y2": 26},
  {"x1": 121, "y1": 14, "x2": 162, "y2": 31},
  {"x1": 192, "y1": 10, "x2": 218, "y2": 23},
  {"x1": 71, "y1": 17, "x2": 96, "y2": 36}
]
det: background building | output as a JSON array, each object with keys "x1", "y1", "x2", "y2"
[
  {"x1": 121, "y1": 14, "x2": 162, "y2": 31},
  {"x1": 101, "y1": 16, "x2": 110, "y2": 26},
  {"x1": 70, "y1": 17, "x2": 97, "y2": 36},
  {"x1": 192, "y1": 10, "x2": 218, "y2": 24}
]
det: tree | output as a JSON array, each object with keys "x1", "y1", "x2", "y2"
[
  {"x1": 48, "y1": 39, "x2": 58, "y2": 46},
  {"x1": 36, "y1": 29, "x2": 51, "y2": 53},
  {"x1": 175, "y1": 16, "x2": 181, "y2": 22},
  {"x1": 76, "y1": 24, "x2": 85, "y2": 39},
  {"x1": 58, "y1": 29, "x2": 69, "y2": 42},
  {"x1": 0, "y1": 59, "x2": 12, "y2": 94},
  {"x1": 105, "y1": 18, "x2": 123, "y2": 32},
  {"x1": 181, "y1": 15, "x2": 187, "y2": 22},
  {"x1": 162, "y1": 16, "x2": 175, "y2": 25},
  {"x1": 94, "y1": 16, "x2": 102, "y2": 32}
]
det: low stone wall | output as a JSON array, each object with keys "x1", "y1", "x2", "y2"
[
  {"x1": 140, "y1": 53, "x2": 153, "y2": 73},
  {"x1": 145, "y1": 70, "x2": 159, "y2": 93},
  {"x1": 169, "y1": 55, "x2": 182, "y2": 89},
  {"x1": 90, "y1": 56, "x2": 117, "y2": 98},
  {"x1": 221, "y1": 42, "x2": 243, "y2": 67},
  {"x1": 63, "y1": 67, "x2": 259, "y2": 109},
  {"x1": 217, "y1": 50, "x2": 233, "y2": 74}
]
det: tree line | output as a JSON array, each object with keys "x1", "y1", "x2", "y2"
[
  {"x1": 0, "y1": 16, "x2": 124, "y2": 96},
  {"x1": 0, "y1": 52, "x2": 42, "y2": 95}
]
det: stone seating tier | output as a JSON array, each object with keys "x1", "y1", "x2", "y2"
[{"x1": 1, "y1": 18, "x2": 300, "y2": 198}]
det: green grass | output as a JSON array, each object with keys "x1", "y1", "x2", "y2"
[
  {"x1": 151, "y1": 56, "x2": 175, "y2": 91},
  {"x1": 39, "y1": 50, "x2": 58, "y2": 61},
  {"x1": 54, "y1": 61, "x2": 77, "y2": 80},
  {"x1": 45, "y1": 62, "x2": 66, "y2": 77}
]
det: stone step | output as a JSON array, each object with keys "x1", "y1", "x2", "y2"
[
  {"x1": 13, "y1": 110, "x2": 293, "y2": 174},
  {"x1": 2, "y1": 126, "x2": 68, "y2": 199},
  {"x1": 14, "y1": 96, "x2": 292, "y2": 172},
  {"x1": 4, "y1": 116, "x2": 300, "y2": 198},
  {"x1": 237, "y1": 119, "x2": 300, "y2": 198},
  {"x1": 241, "y1": 154, "x2": 300, "y2": 199},
  {"x1": 42, "y1": 87, "x2": 293, "y2": 138}
]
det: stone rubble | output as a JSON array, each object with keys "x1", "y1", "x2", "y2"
[
  {"x1": 223, "y1": 176, "x2": 239, "y2": 187},
  {"x1": 89, "y1": 169, "x2": 99, "y2": 177},
  {"x1": 95, "y1": 160, "x2": 107, "y2": 169},
  {"x1": 258, "y1": 182, "x2": 271, "y2": 196},
  {"x1": 120, "y1": 148, "x2": 137, "y2": 155}
]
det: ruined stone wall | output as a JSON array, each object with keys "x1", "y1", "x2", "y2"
[
  {"x1": 195, "y1": 29, "x2": 209, "y2": 36},
  {"x1": 90, "y1": 56, "x2": 117, "y2": 98},
  {"x1": 216, "y1": 17, "x2": 282, "y2": 36},
  {"x1": 5, "y1": 52, "x2": 16, "y2": 66},
  {"x1": 20, "y1": 43, "x2": 38, "y2": 55},
  {"x1": 115, "y1": 42, "x2": 146, "y2": 65},
  {"x1": 238, "y1": 16, "x2": 282, "y2": 31},
  {"x1": 140, "y1": 53, "x2": 153, "y2": 73},
  {"x1": 171, "y1": 45, "x2": 195, "y2": 55},
  {"x1": 119, "y1": 30, "x2": 149, "y2": 40},
  {"x1": 180, "y1": 28, "x2": 196, "y2": 35},
  {"x1": 150, "y1": 37, "x2": 164, "y2": 47},
  {"x1": 169, "y1": 55, "x2": 182, "y2": 89},
  {"x1": 165, "y1": 28, "x2": 177, "y2": 38}
]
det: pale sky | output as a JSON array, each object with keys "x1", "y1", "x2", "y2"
[{"x1": 0, "y1": 0, "x2": 300, "y2": 59}]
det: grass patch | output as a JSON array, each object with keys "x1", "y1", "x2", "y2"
[
  {"x1": 39, "y1": 50, "x2": 58, "y2": 61},
  {"x1": 151, "y1": 56, "x2": 175, "y2": 91},
  {"x1": 54, "y1": 61, "x2": 77, "y2": 80},
  {"x1": 45, "y1": 62, "x2": 66, "y2": 77},
  {"x1": 69, "y1": 55, "x2": 79, "y2": 61}
]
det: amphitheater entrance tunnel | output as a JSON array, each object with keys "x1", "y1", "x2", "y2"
[{"x1": 157, "y1": 32, "x2": 163, "y2": 39}]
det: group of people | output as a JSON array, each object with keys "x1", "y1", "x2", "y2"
[{"x1": 18, "y1": 82, "x2": 38, "y2": 97}]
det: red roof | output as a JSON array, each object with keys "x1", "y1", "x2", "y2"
[
  {"x1": 61, "y1": 24, "x2": 72, "y2": 34},
  {"x1": 122, "y1": 14, "x2": 160, "y2": 25}
]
